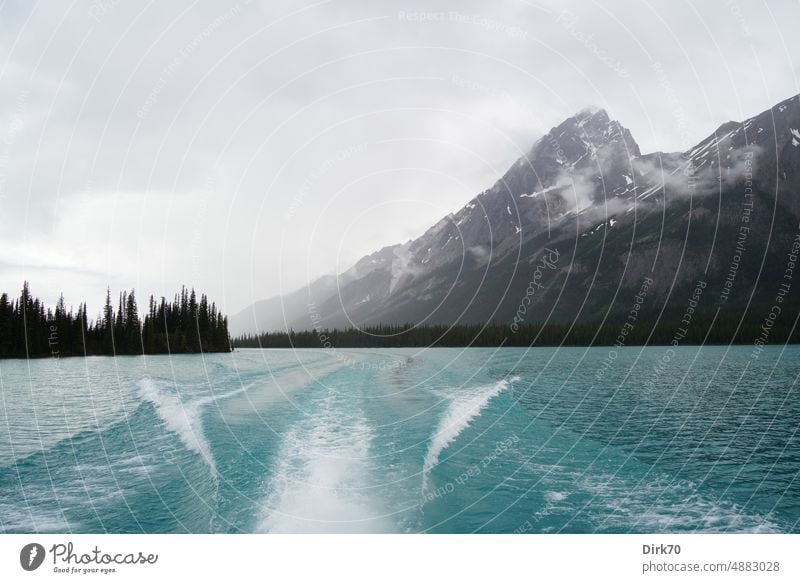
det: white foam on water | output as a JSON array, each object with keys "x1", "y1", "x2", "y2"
[
  {"x1": 0, "y1": 501, "x2": 74, "y2": 533},
  {"x1": 258, "y1": 396, "x2": 392, "y2": 533},
  {"x1": 136, "y1": 356, "x2": 357, "y2": 482},
  {"x1": 136, "y1": 374, "x2": 271, "y2": 479},
  {"x1": 545, "y1": 491, "x2": 567, "y2": 502},
  {"x1": 137, "y1": 378, "x2": 218, "y2": 478},
  {"x1": 115, "y1": 453, "x2": 153, "y2": 477},
  {"x1": 422, "y1": 376, "x2": 519, "y2": 490},
  {"x1": 577, "y1": 473, "x2": 784, "y2": 533}
]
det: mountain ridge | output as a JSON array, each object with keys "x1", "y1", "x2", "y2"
[{"x1": 231, "y1": 93, "x2": 800, "y2": 335}]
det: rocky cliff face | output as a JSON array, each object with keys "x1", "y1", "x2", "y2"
[{"x1": 230, "y1": 94, "x2": 800, "y2": 335}]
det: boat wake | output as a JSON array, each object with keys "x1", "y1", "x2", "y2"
[
  {"x1": 257, "y1": 393, "x2": 392, "y2": 533},
  {"x1": 422, "y1": 376, "x2": 519, "y2": 490},
  {"x1": 137, "y1": 378, "x2": 220, "y2": 478}
]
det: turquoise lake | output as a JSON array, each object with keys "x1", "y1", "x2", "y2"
[{"x1": 0, "y1": 346, "x2": 797, "y2": 533}]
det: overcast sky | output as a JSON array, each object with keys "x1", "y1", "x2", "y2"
[{"x1": 1, "y1": 0, "x2": 798, "y2": 316}]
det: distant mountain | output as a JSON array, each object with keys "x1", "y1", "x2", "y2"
[{"x1": 230, "y1": 94, "x2": 800, "y2": 335}]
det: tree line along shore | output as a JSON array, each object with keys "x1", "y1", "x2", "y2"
[
  {"x1": 0, "y1": 283, "x2": 231, "y2": 358},
  {"x1": 2, "y1": 282, "x2": 796, "y2": 357},
  {"x1": 232, "y1": 311, "x2": 800, "y2": 349}
]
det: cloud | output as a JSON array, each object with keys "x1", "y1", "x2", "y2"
[
  {"x1": 468, "y1": 244, "x2": 490, "y2": 266},
  {"x1": 552, "y1": 169, "x2": 597, "y2": 213},
  {"x1": 389, "y1": 243, "x2": 417, "y2": 293},
  {"x1": 632, "y1": 144, "x2": 763, "y2": 200}
]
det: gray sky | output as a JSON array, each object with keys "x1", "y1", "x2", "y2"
[{"x1": 1, "y1": 0, "x2": 798, "y2": 317}]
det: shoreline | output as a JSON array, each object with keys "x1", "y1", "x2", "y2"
[
  {"x1": 2, "y1": 343, "x2": 794, "y2": 361},
  {"x1": 232, "y1": 342, "x2": 794, "y2": 349},
  {"x1": 0, "y1": 348, "x2": 234, "y2": 361}
]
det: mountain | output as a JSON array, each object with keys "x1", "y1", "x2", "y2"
[{"x1": 230, "y1": 94, "x2": 800, "y2": 335}]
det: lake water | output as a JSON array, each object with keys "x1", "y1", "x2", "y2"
[{"x1": 0, "y1": 346, "x2": 797, "y2": 533}]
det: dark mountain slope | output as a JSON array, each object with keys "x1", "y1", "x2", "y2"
[{"x1": 231, "y1": 94, "x2": 800, "y2": 336}]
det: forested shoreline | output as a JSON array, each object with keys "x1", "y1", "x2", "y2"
[
  {"x1": 4, "y1": 280, "x2": 796, "y2": 357},
  {"x1": 232, "y1": 309, "x2": 800, "y2": 349},
  {"x1": 0, "y1": 283, "x2": 232, "y2": 358}
]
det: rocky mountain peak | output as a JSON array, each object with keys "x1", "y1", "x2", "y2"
[{"x1": 528, "y1": 106, "x2": 641, "y2": 169}]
